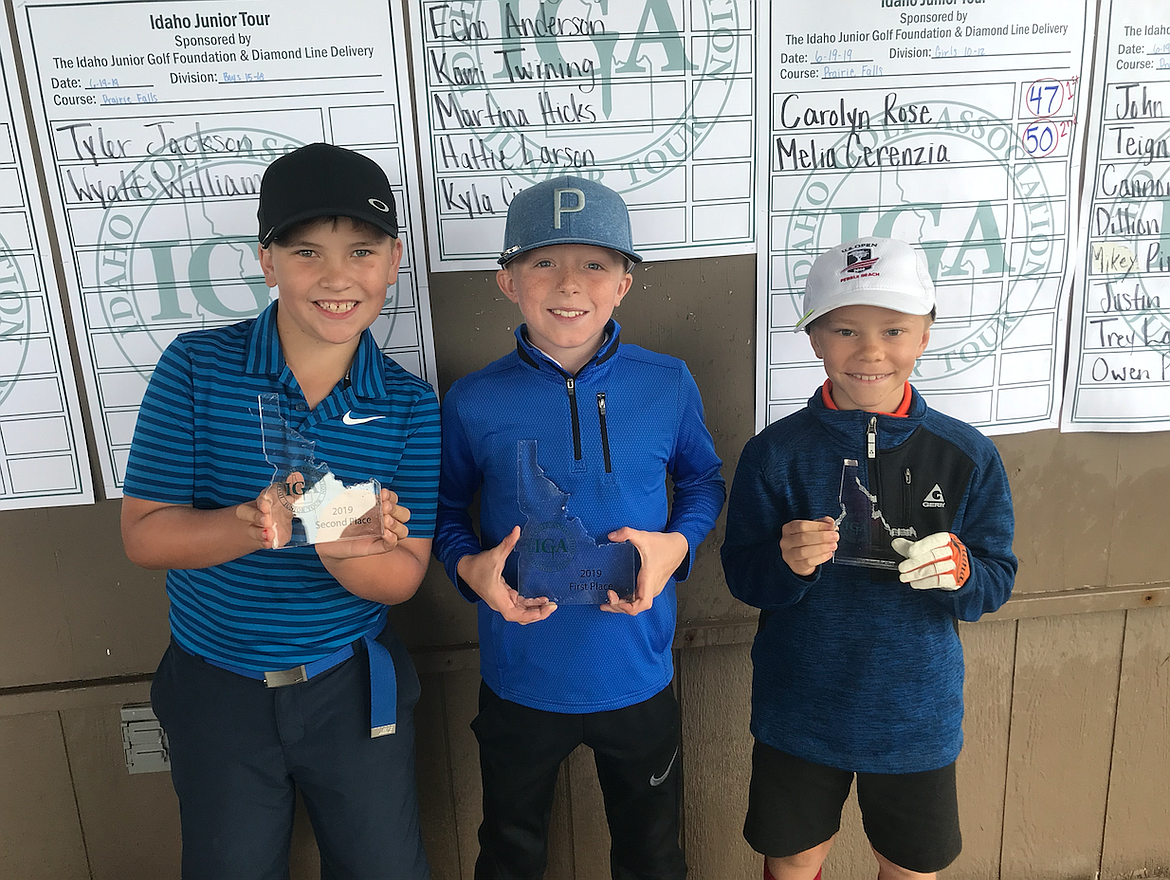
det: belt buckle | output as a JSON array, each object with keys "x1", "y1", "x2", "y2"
[{"x1": 264, "y1": 665, "x2": 308, "y2": 687}]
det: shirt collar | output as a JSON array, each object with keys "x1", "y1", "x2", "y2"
[
  {"x1": 515, "y1": 318, "x2": 622, "y2": 374},
  {"x1": 245, "y1": 300, "x2": 283, "y2": 377},
  {"x1": 820, "y1": 380, "x2": 913, "y2": 417},
  {"x1": 244, "y1": 300, "x2": 386, "y2": 398}
]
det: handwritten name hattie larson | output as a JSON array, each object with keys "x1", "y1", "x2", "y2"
[{"x1": 775, "y1": 92, "x2": 947, "y2": 170}]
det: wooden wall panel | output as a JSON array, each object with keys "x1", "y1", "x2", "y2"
[
  {"x1": 947, "y1": 620, "x2": 1017, "y2": 880},
  {"x1": 49, "y1": 501, "x2": 170, "y2": 679},
  {"x1": 1000, "y1": 613, "x2": 1125, "y2": 880},
  {"x1": 1, "y1": 508, "x2": 83, "y2": 687},
  {"x1": 565, "y1": 744, "x2": 610, "y2": 880},
  {"x1": 545, "y1": 761, "x2": 577, "y2": 879},
  {"x1": 0, "y1": 502, "x2": 169, "y2": 688},
  {"x1": 821, "y1": 788, "x2": 874, "y2": 877},
  {"x1": 0, "y1": 711, "x2": 89, "y2": 879},
  {"x1": 1099, "y1": 606, "x2": 1170, "y2": 879},
  {"x1": 416, "y1": 672, "x2": 461, "y2": 880},
  {"x1": 59, "y1": 703, "x2": 180, "y2": 880},
  {"x1": 442, "y1": 668, "x2": 485, "y2": 879},
  {"x1": 992, "y1": 432, "x2": 1119, "y2": 596},
  {"x1": 1108, "y1": 435, "x2": 1170, "y2": 586},
  {"x1": 678, "y1": 643, "x2": 758, "y2": 880}
]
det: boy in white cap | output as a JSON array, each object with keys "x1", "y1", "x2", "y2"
[
  {"x1": 721, "y1": 237, "x2": 1017, "y2": 880},
  {"x1": 434, "y1": 176, "x2": 725, "y2": 879}
]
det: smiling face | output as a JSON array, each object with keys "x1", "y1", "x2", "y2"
[
  {"x1": 808, "y1": 304, "x2": 932, "y2": 413},
  {"x1": 497, "y1": 243, "x2": 633, "y2": 375},
  {"x1": 258, "y1": 217, "x2": 403, "y2": 359}
]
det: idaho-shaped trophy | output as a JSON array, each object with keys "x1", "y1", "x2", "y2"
[
  {"x1": 515, "y1": 439, "x2": 637, "y2": 604},
  {"x1": 833, "y1": 459, "x2": 903, "y2": 570},
  {"x1": 258, "y1": 393, "x2": 382, "y2": 548}
]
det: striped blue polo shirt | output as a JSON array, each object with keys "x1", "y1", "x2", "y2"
[{"x1": 123, "y1": 301, "x2": 440, "y2": 672}]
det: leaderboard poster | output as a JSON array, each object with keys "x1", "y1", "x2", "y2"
[
  {"x1": 757, "y1": 0, "x2": 1094, "y2": 434},
  {"x1": 0, "y1": 10, "x2": 92, "y2": 510},
  {"x1": 14, "y1": 0, "x2": 437, "y2": 497},
  {"x1": 1064, "y1": 0, "x2": 1170, "y2": 431},
  {"x1": 409, "y1": 0, "x2": 758, "y2": 271}
]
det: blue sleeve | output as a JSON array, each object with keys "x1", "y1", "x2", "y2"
[
  {"x1": 392, "y1": 387, "x2": 441, "y2": 539},
  {"x1": 122, "y1": 338, "x2": 196, "y2": 504},
  {"x1": 433, "y1": 385, "x2": 487, "y2": 602},
  {"x1": 720, "y1": 434, "x2": 820, "y2": 610},
  {"x1": 929, "y1": 444, "x2": 1017, "y2": 622},
  {"x1": 664, "y1": 366, "x2": 726, "y2": 581}
]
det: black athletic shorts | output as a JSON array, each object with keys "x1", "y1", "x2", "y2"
[{"x1": 743, "y1": 740, "x2": 961, "y2": 873}]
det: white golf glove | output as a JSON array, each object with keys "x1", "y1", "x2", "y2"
[{"x1": 891, "y1": 532, "x2": 970, "y2": 591}]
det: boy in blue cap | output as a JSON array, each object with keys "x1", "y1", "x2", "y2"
[
  {"x1": 121, "y1": 143, "x2": 438, "y2": 880},
  {"x1": 721, "y1": 237, "x2": 1017, "y2": 880},
  {"x1": 434, "y1": 176, "x2": 726, "y2": 879}
]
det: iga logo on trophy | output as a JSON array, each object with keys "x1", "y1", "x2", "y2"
[{"x1": 526, "y1": 522, "x2": 577, "y2": 573}]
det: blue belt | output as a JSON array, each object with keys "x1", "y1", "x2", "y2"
[{"x1": 203, "y1": 618, "x2": 398, "y2": 738}]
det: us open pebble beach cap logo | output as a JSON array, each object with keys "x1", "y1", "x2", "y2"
[
  {"x1": 258, "y1": 142, "x2": 399, "y2": 246},
  {"x1": 794, "y1": 236, "x2": 935, "y2": 331},
  {"x1": 498, "y1": 175, "x2": 642, "y2": 266}
]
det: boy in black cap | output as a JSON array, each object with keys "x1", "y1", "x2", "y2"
[
  {"x1": 121, "y1": 143, "x2": 439, "y2": 879},
  {"x1": 434, "y1": 176, "x2": 725, "y2": 878}
]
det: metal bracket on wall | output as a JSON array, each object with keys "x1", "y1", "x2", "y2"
[{"x1": 120, "y1": 703, "x2": 170, "y2": 774}]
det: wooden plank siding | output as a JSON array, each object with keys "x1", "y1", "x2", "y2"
[
  {"x1": 1, "y1": 606, "x2": 1168, "y2": 879},
  {"x1": 1099, "y1": 606, "x2": 1170, "y2": 879},
  {"x1": 999, "y1": 613, "x2": 1126, "y2": 880}
]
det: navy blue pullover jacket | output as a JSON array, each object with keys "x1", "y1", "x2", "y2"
[{"x1": 721, "y1": 385, "x2": 1016, "y2": 773}]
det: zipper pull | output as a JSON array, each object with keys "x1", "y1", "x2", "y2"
[
  {"x1": 905, "y1": 467, "x2": 911, "y2": 485},
  {"x1": 867, "y1": 416, "x2": 877, "y2": 459},
  {"x1": 597, "y1": 392, "x2": 606, "y2": 415},
  {"x1": 566, "y1": 377, "x2": 575, "y2": 395}
]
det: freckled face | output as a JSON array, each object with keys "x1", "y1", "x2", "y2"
[
  {"x1": 808, "y1": 304, "x2": 931, "y2": 413},
  {"x1": 258, "y1": 218, "x2": 402, "y2": 354},
  {"x1": 497, "y1": 244, "x2": 633, "y2": 375}
]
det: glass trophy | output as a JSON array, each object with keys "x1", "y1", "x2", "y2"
[
  {"x1": 258, "y1": 394, "x2": 382, "y2": 548},
  {"x1": 515, "y1": 439, "x2": 637, "y2": 605},
  {"x1": 833, "y1": 459, "x2": 901, "y2": 570}
]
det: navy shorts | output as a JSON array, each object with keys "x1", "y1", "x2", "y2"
[
  {"x1": 743, "y1": 741, "x2": 961, "y2": 873},
  {"x1": 151, "y1": 630, "x2": 429, "y2": 880}
]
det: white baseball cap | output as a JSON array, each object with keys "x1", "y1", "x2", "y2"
[{"x1": 794, "y1": 237, "x2": 935, "y2": 331}]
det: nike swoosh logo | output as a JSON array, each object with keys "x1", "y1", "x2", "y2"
[
  {"x1": 342, "y1": 411, "x2": 385, "y2": 426},
  {"x1": 649, "y1": 746, "x2": 679, "y2": 787}
]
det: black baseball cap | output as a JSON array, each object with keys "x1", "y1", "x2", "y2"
[{"x1": 257, "y1": 142, "x2": 399, "y2": 246}]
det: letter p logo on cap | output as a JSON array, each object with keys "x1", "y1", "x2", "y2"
[{"x1": 554, "y1": 187, "x2": 585, "y2": 229}]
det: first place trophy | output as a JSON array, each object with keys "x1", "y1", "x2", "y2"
[{"x1": 515, "y1": 439, "x2": 637, "y2": 605}]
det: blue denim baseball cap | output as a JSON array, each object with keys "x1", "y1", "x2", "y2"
[{"x1": 498, "y1": 176, "x2": 642, "y2": 266}]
